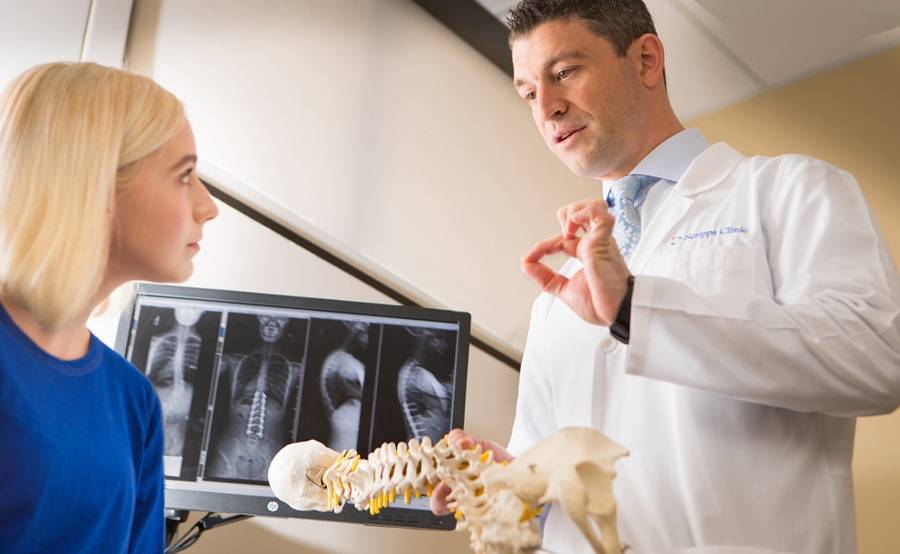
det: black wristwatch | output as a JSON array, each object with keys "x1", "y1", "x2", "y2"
[{"x1": 609, "y1": 275, "x2": 634, "y2": 344}]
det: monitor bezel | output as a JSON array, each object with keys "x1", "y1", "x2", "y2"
[{"x1": 114, "y1": 283, "x2": 469, "y2": 530}]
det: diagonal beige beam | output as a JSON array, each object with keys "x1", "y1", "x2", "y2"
[{"x1": 197, "y1": 160, "x2": 523, "y2": 371}]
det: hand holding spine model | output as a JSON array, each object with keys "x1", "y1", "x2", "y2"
[{"x1": 268, "y1": 427, "x2": 628, "y2": 554}]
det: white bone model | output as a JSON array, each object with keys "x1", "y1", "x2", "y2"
[{"x1": 267, "y1": 427, "x2": 628, "y2": 554}]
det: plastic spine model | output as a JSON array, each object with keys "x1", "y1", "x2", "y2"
[{"x1": 268, "y1": 427, "x2": 628, "y2": 554}]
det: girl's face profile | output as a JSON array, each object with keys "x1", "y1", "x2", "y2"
[{"x1": 108, "y1": 121, "x2": 219, "y2": 284}]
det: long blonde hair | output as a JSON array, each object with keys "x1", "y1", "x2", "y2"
[{"x1": 0, "y1": 62, "x2": 184, "y2": 328}]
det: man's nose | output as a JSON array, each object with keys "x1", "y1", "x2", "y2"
[{"x1": 535, "y1": 86, "x2": 566, "y2": 123}]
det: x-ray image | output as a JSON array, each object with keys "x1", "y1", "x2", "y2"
[
  {"x1": 296, "y1": 319, "x2": 379, "y2": 453},
  {"x1": 370, "y1": 325, "x2": 457, "y2": 449},
  {"x1": 204, "y1": 313, "x2": 307, "y2": 484},
  {"x1": 127, "y1": 304, "x2": 221, "y2": 478}
]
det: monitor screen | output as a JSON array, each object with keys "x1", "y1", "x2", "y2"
[{"x1": 115, "y1": 284, "x2": 469, "y2": 530}]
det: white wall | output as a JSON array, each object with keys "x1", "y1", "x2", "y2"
[
  {"x1": 126, "y1": 0, "x2": 600, "y2": 354},
  {"x1": 0, "y1": 0, "x2": 132, "y2": 88},
  {"x1": 120, "y1": 0, "x2": 597, "y2": 550},
  {"x1": 0, "y1": 0, "x2": 92, "y2": 85}
]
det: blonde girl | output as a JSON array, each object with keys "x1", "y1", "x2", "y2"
[{"x1": 0, "y1": 62, "x2": 218, "y2": 553}]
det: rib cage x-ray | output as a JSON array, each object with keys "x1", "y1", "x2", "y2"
[
  {"x1": 320, "y1": 321, "x2": 369, "y2": 451},
  {"x1": 205, "y1": 314, "x2": 306, "y2": 483},
  {"x1": 397, "y1": 327, "x2": 452, "y2": 441},
  {"x1": 295, "y1": 319, "x2": 375, "y2": 454},
  {"x1": 121, "y1": 286, "x2": 468, "y2": 512},
  {"x1": 370, "y1": 325, "x2": 457, "y2": 449},
  {"x1": 126, "y1": 303, "x2": 222, "y2": 478},
  {"x1": 147, "y1": 308, "x2": 203, "y2": 456}
]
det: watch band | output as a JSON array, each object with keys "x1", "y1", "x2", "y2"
[{"x1": 610, "y1": 275, "x2": 634, "y2": 344}]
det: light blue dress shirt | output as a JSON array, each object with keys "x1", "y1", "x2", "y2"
[{"x1": 603, "y1": 128, "x2": 709, "y2": 232}]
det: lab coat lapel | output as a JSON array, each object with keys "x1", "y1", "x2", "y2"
[
  {"x1": 627, "y1": 194, "x2": 693, "y2": 273},
  {"x1": 628, "y1": 143, "x2": 744, "y2": 273}
]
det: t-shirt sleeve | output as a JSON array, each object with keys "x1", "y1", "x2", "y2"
[{"x1": 129, "y1": 392, "x2": 165, "y2": 553}]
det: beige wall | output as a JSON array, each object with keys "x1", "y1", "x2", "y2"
[
  {"x1": 122, "y1": 0, "x2": 547, "y2": 551},
  {"x1": 688, "y1": 46, "x2": 900, "y2": 554}
]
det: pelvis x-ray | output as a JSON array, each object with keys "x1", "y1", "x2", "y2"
[
  {"x1": 128, "y1": 305, "x2": 221, "y2": 477},
  {"x1": 370, "y1": 325, "x2": 456, "y2": 448},
  {"x1": 296, "y1": 319, "x2": 376, "y2": 453},
  {"x1": 205, "y1": 313, "x2": 307, "y2": 483}
]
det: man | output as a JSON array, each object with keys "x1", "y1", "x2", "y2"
[{"x1": 431, "y1": 1, "x2": 900, "y2": 553}]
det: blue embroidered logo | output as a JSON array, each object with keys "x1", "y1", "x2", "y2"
[{"x1": 670, "y1": 226, "x2": 749, "y2": 245}]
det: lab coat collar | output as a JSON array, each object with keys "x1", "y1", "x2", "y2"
[
  {"x1": 672, "y1": 142, "x2": 744, "y2": 197},
  {"x1": 632, "y1": 128, "x2": 709, "y2": 183},
  {"x1": 601, "y1": 128, "x2": 709, "y2": 198}
]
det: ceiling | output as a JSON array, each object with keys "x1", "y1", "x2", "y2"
[{"x1": 470, "y1": 0, "x2": 900, "y2": 120}]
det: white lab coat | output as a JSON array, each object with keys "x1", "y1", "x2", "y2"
[{"x1": 508, "y1": 142, "x2": 900, "y2": 554}]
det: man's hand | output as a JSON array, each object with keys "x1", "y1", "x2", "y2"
[
  {"x1": 521, "y1": 199, "x2": 631, "y2": 326},
  {"x1": 430, "y1": 429, "x2": 514, "y2": 516}
]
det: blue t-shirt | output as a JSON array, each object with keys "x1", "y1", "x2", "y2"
[{"x1": 0, "y1": 304, "x2": 164, "y2": 553}]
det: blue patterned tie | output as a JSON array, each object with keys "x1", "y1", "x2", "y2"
[{"x1": 608, "y1": 174, "x2": 657, "y2": 260}]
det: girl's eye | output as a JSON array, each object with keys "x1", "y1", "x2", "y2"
[{"x1": 180, "y1": 168, "x2": 194, "y2": 184}]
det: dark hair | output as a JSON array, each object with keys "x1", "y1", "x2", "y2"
[{"x1": 507, "y1": 0, "x2": 658, "y2": 57}]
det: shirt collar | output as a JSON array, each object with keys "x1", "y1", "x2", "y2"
[{"x1": 602, "y1": 128, "x2": 709, "y2": 196}]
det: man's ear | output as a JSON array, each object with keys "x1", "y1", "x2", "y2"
[{"x1": 633, "y1": 33, "x2": 665, "y2": 88}]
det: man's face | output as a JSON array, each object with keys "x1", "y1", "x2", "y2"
[{"x1": 512, "y1": 18, "x2": 644, "y2": 179}]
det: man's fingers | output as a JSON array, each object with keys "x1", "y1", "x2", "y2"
[
  {"x1": 522, "y1": 233, "x2": 581, "y2": 294},
  {"x1": 581, "y1": 214, "x2": 616, "y2": 247},
  {"x1": 522, "y1": 234, "x2": 565, "y2": 263},
  {"x1": 431, "y1": 430, "x2": 517, "y2": 516},
  {"x1": 560, "y1": 237, "x2": 579, "y2": 257},
  {"x1": 481, "y1": 439, "x2": 515, "y2": 464},
  {"x1": 522, "y1": 261, "x2": 571, "y2": 297},
  {"x1": 430, "y1": 482, "x2": 452, "y2": 516},
  {"x1": 556, "y1": 206, "x2": 568, "y2": 234},
  {"x1": 446, "y1": 428, "x2": 473, "y2": 449},
  {"x1": 553, "y1": 199, "x2": 611, "y2": 238},
  {"x1": 558, "y1": 200, "x2": 596, "y2": 238},
  {"x1": 570, "y1": 203, "x2": 613, "y2": 230},
  {"x1": 564, "y1": 216, "x2": 585, "y2": 238},
  {"x1": 564, "y1": 202, "x2": 596, "y2": 237}
]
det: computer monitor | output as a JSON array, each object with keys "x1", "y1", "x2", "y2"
[{"x1": 115, "y1": 284, "x2": 469, "y2": 530}]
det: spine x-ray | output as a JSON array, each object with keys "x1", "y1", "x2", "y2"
[
  {"x1": 296, "y1": 319, "x2": 376, "y2": 454},
  {"x1": 368, "y1": 325, "x2": 456, "y2": 450},
  {"x1": 127, "y1": 305, "x2": 221, "y2": 479},
  {"x1": 205, "y1": 313, "x2": 307, "y2": 483},
  {"x1": 126, "y1": 297, "x2": 460, "y2": 491}
]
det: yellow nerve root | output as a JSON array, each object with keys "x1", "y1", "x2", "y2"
[{"x1": 519, "y1": 502, "x2": 542, "y2": 523}]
